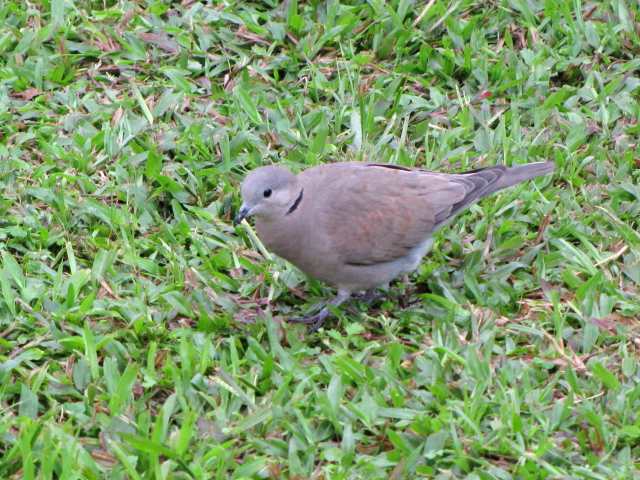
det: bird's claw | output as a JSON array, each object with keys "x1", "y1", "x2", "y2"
[
  {"x1": 287, "y1": 316, "x2": 318, "y2": 325},
  {"x1": 287, "y1": 308, "x2": 330, "y2": 332},
  {"x1": 354, "y1": 289, "x2": 384, "y2": 305}
]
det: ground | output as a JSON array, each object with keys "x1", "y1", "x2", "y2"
[{"x1": 0, "y1": 0, "x2": 640, "y2": 479}]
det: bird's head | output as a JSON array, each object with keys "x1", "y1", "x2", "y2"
[{"x1": 234, "y1": 165, "x2": 302, "y2": 226}]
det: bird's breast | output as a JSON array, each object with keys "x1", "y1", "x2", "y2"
[{"x1": 255, "y1": 214, "x2": 339, "y2": 283}]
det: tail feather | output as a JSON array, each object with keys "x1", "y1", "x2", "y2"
[
  {"x1": 440, "y1": 161, "x2": 555, "y2": 223},
  {"x1": 484, "y1": 162, "x2": 556, "y2": 197}
]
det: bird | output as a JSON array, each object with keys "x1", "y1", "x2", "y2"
[{"x1": 234, "y1": 161, "x2": 555, "y2": 331}]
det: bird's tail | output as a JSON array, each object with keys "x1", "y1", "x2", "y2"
[{"x1": 485, "y1": 162, "x2": 556, "y2": 197}]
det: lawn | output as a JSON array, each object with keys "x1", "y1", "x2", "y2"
[{"x1": 1, "y1": 0, "x2": 640, "y2": 478}]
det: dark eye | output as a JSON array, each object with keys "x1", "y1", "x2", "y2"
[{"x1": 263, "y1": 188, "x2": 272, "y2": 198}]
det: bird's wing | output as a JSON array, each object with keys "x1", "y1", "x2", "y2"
[{"x1": 309, "y1": 163, "x2": 509, "y2": 266}]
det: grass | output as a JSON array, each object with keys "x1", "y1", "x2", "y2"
[{"x1": 0, "y1": 0, "x2": 639, "y2": 478}]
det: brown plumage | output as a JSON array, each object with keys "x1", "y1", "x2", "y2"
[{"x1": 234, "y1": 161, "x2": 555, "y2": 331}]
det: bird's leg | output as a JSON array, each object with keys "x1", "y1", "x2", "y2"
[
  {"x1": 304, "y1": 298, "x2": 328, "y2": 314},
  {"x1": 288, "y1": 291, "x2": 352, "y2": 332},
  {"x1": 354, "y1": 288, "x2": 385, "y2": 305}
]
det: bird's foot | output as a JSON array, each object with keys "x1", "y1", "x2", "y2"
[
  {"x1": 287, "y1": 307, "x2": 331, "y2": 333},
  {"x1": 354, "y1": 288, "x2": 385, "y2": 305},
  {"x1": 287, "y1": 291, "x2": 352, "y2": 333}
]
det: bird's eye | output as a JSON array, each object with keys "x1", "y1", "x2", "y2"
[{"x1": 263, "y1": 188, "x2": 272, "y2": 198}]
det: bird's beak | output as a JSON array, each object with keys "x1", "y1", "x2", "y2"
[{"x1": 233, "y1": 205, "x2": 253, "y2": 226}]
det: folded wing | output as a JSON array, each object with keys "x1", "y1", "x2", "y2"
[{"x1": 315, "y1": 163, "x2": 517, "y2": 266}]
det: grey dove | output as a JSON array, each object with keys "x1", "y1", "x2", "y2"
[{"x1": 234, "y1": 161, "x2": 555, "y2": 331}]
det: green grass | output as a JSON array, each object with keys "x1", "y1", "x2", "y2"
[{"x1": 1, "y1": 0, "x2": 639, "y2": 478}]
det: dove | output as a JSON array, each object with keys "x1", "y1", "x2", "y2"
[{"x1": 234, "y1": 161, "x2": 555, "y2": 331}]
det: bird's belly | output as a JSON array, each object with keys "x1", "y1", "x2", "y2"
[
  {"x1": 257, "y1": 219, "x2": 435, "y2": 292},
  {"x1": 309, "y1": 249, "x2": 432, "y2": 292},
  {"x1": 397, "y1": 237, "x2": 434, "y2": 275}
]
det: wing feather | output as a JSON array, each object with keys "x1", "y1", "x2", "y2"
[{"x1": 301, "y1": 162, "x2": 510, "y2": 266}]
